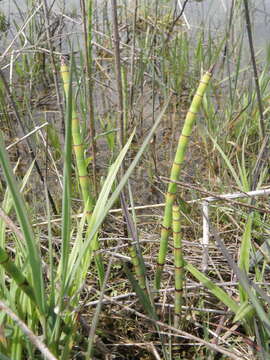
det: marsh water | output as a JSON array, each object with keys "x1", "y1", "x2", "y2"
[
  {"x1": 1, "y1": 0, "x2": 270, "y2": 56},
  {"x1": 1, "y1": 0, "x2": 270, "y2": 205}
]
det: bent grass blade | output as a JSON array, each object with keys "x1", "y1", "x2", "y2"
[{"x1": 185, "y1": 262, "x2": 239, "y2": 313}]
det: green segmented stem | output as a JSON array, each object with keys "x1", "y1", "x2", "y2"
[
  {"x1": 155, "y1": 68, "x2": 213, "y2": 289},
  {"x1": 0, "y1": 247, "x2": 36, "y2": 304},
  {"x1": 60, "y1": 58, "x2": 104, "y2": 283},
  {"x1": 129, "y1": 245, "x2": 146, "y2": 292},
  {"x1": 60, "y1": 60, "x2": 94, "y2": 210},
  {"x1": 172, "y1": 204, "x2": 184, "y2": 328}
]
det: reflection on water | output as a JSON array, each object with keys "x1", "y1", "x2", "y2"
[
  {"x1": 1, "y1": 0, "x2": 270, "y2": 57},
  {"x1": 184, "y1": 0, "x2": 270, "y2": 52}
]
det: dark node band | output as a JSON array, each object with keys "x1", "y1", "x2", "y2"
[
  {"x1": 195, "y1": 92, "x2": 203, "y2": 98},
  {"x1": 180, "y1": 133, "x2": 190, "y2": 138},
  {"x1": 136, "y1": 273, "x2": 145, "y2": 279},
  {"x1": 200, "y1": 79, "x2": 209, "y2": 85},
  {"x1": 166, "y1": 190, "x2": 176, "y2": 196},
  {"x1": 160, "y1": 223, "x2": 171, "y2": 231},
  {"x1": 175, "y1": 265, "x2": 184, "y2": 270},
  {"x1": 21, "y1": 279, "x2": 29, "y2": 287},
  {"x1": 175, "y1": 288, "x2": 183, "y2": 293}
]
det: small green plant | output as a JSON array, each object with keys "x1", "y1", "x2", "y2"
[{"x1": 0, "y1": 12, "x2": 9, "y2": 34}]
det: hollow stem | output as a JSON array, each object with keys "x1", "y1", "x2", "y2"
[{"x1": 155, "y1": 68, "x2": 213, "y2": 289}]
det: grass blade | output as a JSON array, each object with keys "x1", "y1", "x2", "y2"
[
  {"x1": 0, "y1": 134, "x2": 45, "y2": 314},
  {"x1": 185, "y1": 262, "x2": 239, "y2": 313}
]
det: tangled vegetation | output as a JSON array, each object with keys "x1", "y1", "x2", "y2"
[{"x1": 0, "y1": 0, "x2": 270, "y2": 359}]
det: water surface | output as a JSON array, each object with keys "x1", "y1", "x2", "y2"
[{"x1": 1, "y1": 0, "x2": 270, "y2": 60}]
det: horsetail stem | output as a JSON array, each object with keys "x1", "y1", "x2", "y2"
[
  {"x1": 60, "y1": 57, "x2": 94, "y2": 211},
  {"x1": 155, "y1": 68, "x2": 213, "y2": 289},
  {"x1": 60, "y1": 57, "x2": 104, "y2": 284},
  {"x1": 172, "y1": 204, "x2": 184, "y2": 328},
  {"x1": 129, "y1": 245, "x2": 146, "y2": 292}
]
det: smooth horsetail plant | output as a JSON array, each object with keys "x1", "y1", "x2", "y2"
[
  {"x1": 129, "y1": 244, "x2": 147, "y2": 292},
  {"x1": 172, "y1": 204, "x2": 184, "y2": 328},
  {"x1": 60, "y1": 56, "x2": 95, "y2": 210},
  {"x1": 60, "y1": 56, "x2": 104, "y2": 284},
  {"x1": 155, "y1": 67, "x2": 213, "y2": 289}
]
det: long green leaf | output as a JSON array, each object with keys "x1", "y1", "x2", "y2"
[
  {"x1": 185, "y1": 262, "x2": 239, "y2": 313},
  {"x1": 0, "y1": 352, "x2": 11, "y2": 360},
  {"x1": 233, "y1": 301, "x2": 254, "y2": 323},
  {"x1": 0, "y1": 134, "x2": 45, "y2": 314},
  {"x1": 237, "y1": 204, "x2": 258, "y2": 314},
  {"x1": 214, "y1": 226, "x2": 270, "y2": 334},
  {"x1": 210, "y1": 135, "x2": 242, "y2": 189},
  {"x1": 238, "y1": 214, "x2": 253, "y2": 275},
  {"x1": 124, "y1": 262, "x2": 157, "y2": 320},
  {"x1": 0, "y1": 246, "x2": 36, "y2": 303}
]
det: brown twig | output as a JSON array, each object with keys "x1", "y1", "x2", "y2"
[
  {"x1": 95, "y1": 291, "x2": 243, "y2": 360},
  {"x1": 161, "y1": 177, "x2": 270, "y2": 215}
]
